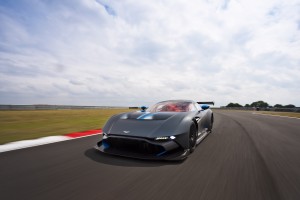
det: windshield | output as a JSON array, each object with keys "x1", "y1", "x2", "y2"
[{"x1": 147, "y1": 101, "x2": 196, "y2": 112}]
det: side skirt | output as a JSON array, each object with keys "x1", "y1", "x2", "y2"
[{"x1": 196, "y1": 129, "x2": 210, "y2": 145}]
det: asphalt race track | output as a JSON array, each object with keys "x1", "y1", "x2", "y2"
[{"x1": 1, "y1": 110, "x2": 300, "y2": 200}]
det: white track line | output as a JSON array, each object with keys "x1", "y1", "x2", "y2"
[
  {"x1": 0, "y1": 136, "x2": 71, "y2": 153},
  {"x1": 252, "y1": 112, "x2": 300, "y2": 120},
  {"x1": 0, "y1": 133, "x2": 101, "y2": 153}
]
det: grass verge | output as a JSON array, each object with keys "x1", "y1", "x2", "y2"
[
  {"x1": 0, "y1": 109, "x2": 133, "y2": 145},
  {"x1": 216, "y1": 109, "x2": 300, "y2": 118},
  {"x1": 257, "y1": 111, "x2": 300, "y2": 118}
]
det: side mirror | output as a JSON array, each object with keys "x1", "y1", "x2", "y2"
[
  {"x1": 201, "y1": 105, "x2": 210, "y2": 110},
  {"x1": 140, "y1": 106, "x2": 147, "y2": 112}
]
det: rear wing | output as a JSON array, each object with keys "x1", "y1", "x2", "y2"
[{"x1": 197, "y1": 101, "x2": 215, "y2": 105}]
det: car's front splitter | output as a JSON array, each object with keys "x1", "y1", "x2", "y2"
[{"x1": 94, "y1": 136, "x2": 189, "y2": 160}]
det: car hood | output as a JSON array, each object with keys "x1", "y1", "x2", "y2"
[{"x1": 106, "y1": 112, "x2": 188, "y2": 138}]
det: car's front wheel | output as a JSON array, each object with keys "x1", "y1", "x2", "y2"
[{"x1": 189, "y1": 123, "x2": 197, "y2": 153}]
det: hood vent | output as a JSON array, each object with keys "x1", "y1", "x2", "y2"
[{"x1": 122, "y1": 112, "x2": 176, "y2": 120}]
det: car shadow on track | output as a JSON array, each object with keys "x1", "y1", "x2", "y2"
[{"x1": 84, "y1": 148, "x2": 184, "y2": 167}]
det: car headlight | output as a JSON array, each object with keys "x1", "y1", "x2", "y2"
[
  {"x1": 155, "y1": 137, "x2": 168, "y2": 140},
  {"x1": 103, "y1": 132, "x2": 108, "y2": 139},
  {"x1": 155, "y1": 136, "x2": 176, "y2": 140}
]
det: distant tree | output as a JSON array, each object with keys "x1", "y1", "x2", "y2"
[
  {"x1": 274, "y1": 104, "x2": 283, "y2": 108},
  {"x1": 244, "y1": 104, "x2": 251, "y2": 107},
  {"x1": 250, "y1": 100, "x2": 269, "y2": 108},
  {"x1": 226, "y1": 103, "x2": 243, "y2": 107},
  {"x1": 284, "y1": 104, "x2": 295, "y2": 108}
]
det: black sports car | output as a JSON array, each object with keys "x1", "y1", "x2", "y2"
[{"x1": 95, "y1": 100, "x2": 214, "y2": 160}]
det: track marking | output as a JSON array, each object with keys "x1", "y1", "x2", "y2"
[
  {"x1": 65, "y1": 129, "x2": 101, "y2": 138},
  {"x1": 0, "y1": 129, "x2": 102, "y2": 153},
  {"x1": 252, "y1": 112, "x2": 300, "y2": 120},
  {"x1": 0, "y1": 136, "x2": 71, "y2": 153}
]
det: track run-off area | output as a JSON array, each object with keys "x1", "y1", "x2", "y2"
[{"x1": 0, "y1": 110, "x2": 300, "y2": 200}]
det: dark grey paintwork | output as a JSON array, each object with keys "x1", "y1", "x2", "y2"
[{"x1": 95, "y1": 100, "x2": 214, "y2": 160}]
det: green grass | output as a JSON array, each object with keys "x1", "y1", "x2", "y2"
[
  {"x1": 0, "y1": 109, "x2": 133, "y2": 145},
  {"x1": 215, "y1": 109, "x2": 300, "y2": 118},
  {"x1": 258, "y1": 111, "x2": 300, "y2": 118}
]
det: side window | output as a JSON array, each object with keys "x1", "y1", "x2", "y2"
[
  {"x1": 189, "y1": 103, "x2": 197, "y2": 111},
  {"x1": 194, "y1": 103, "x2": 201, "y2": 111}
]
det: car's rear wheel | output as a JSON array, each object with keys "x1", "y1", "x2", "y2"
[
  {"x1": 208, "y1": 115, "x2": 214, "y2": 133},
  {"x1": 189, "y1": 123, "x2": 197, "y2": 153}
]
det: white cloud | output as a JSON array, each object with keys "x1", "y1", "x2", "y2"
[{"x1": 0, "y1": 0, "x2": 299, "y2": 107}]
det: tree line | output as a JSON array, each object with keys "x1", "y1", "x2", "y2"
[{"x1": 226, "y1": 100, "x2": 296, "y2": 108}]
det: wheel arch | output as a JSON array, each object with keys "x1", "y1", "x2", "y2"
[{"x1": 192, "y1": 118, "x2": 199, "y2": 132}]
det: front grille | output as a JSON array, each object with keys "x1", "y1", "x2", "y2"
[{"x1": 106, "y1": 137, "x2": 164, "y2": 155}]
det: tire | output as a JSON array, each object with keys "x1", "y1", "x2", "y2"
[
  {"x1": 208, "y1": 115, "x2": 214, "y2": 132},
  {"x1": 189, "y1": 123, "x2": 197, "y2": 153}
]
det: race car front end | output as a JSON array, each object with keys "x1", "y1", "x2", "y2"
[{"x1": 95, "y1": 133, "x2": 189, "y2": 160}]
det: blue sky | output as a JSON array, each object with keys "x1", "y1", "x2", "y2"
[{"x1": 0, "y1": 0, "x2": 299, "y2": 107}]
